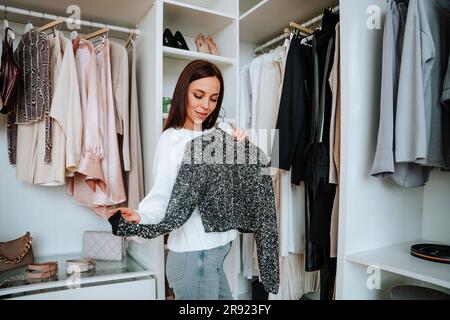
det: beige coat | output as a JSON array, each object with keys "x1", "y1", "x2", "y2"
[{"x1": 110, "y1": 41, "x2": 130, "y2": 172}]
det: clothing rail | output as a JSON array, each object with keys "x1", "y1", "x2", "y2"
[
  {"x1": 253, "y1": 31, "x2": 290, "y2": 55},
  {"x1": 0, "y1": 4, "x2": 139, "y2": 35},
  {"x1": 253, "y1": 5, "x2": 340, "y2": 55}
]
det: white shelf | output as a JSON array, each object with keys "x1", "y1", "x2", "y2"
[
  {"x1": 347, "y1": 241, "x2": 450, "y2": 289},
  {"x1": 163, "y1": 46, "x2": 235, "y2": 66},
  {"x1": 164, "y1": 0, "x2": 236, "y2": 37},
  {"x1": 240, "y1": 0, "x2": 268, "y2": 20},
  {"x1": 0, "y1": 253, "x2": 156, "y2": 297}
]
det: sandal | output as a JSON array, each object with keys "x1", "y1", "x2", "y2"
[
  {"x1": 195, "y1": 33, "x2": 210, "y2": 54},
  {"x1": 205, "y1": 35, "x2": 220, "y2": 55}
]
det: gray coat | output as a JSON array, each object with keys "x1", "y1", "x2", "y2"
[
  {"x1": 444, "y1": 54, "x2": 450, "y2": 107},
  {"x1": 109, "y1": 128, "x2": 279, "y2": 294},
  {"x1": 396, "y1": 0, "x2": 450, "y2": 168},
  {"x1": 372, "y1": 0, "x2": 431, "y2": 188}
]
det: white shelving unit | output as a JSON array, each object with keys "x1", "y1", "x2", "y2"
[
  {"x1": 165, "y1": 0, "x2": 236, "y2": 17},
  {"x1": 161, "y1": 0, "x2": 239, "y2": 123},
  {"x1": 137, "y1": 0, "x2": 242, "y2": 299},
  {"x1": 239, "y1": 0, "x2": 268, "y2": 20},
  {"x1": 163, "y1": 46, "x2": 236, "y2": 66},
  {"x1": 336, "y1": 0, "x2": 450, "y2": 299},
  {"x1": 347, "y1": 241, "x2": 450, "y2": 290},
  {"x1": 0, "y1": 11, "x2": 160, "y2": 300}
]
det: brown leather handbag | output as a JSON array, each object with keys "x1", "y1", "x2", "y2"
[
  {"x1": 0, "y1": 232, "x2": 34, "y2": 273},
  {"x1": 0, "y1": 27, "x2": 21, "y2": 114}
]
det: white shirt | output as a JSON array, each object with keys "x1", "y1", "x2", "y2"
[{"x1": 137, "y1": 127, "x2": 238, "y2": 252}]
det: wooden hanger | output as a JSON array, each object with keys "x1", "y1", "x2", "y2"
[
  {"x1": 289, "y1": 22, "x2": 313, "y2": 36},
  {"x1": 125, "y1": 32, "x2": 137, "y2": 49},
  {"x1": 37, "y1": 19, "x2": 64, "y2": 33},
  {"x1": 84, "y1": 27, "x2": 109, "y2": 40}
]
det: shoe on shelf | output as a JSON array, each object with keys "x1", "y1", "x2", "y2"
[
  {"x1": 163, "y1": 28, "x2": 176, "y2": 48},
  {"x1": 195, "y1": 33, "x2": 210, "y2": 54},
  {"x1": 205, "y1": 35, "x2": 219, "y2": 55},
  {"x1": 174, "y1": 31, "x2": 190, "y2": 51}
]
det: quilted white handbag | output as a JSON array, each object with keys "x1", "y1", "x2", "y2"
[{"x1": 82, "y1": 231, "x2": 125, "y2": 261}]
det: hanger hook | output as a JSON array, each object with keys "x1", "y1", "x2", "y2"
[
  {"x1": 219, "y1": 108, "x2": 227, "y2": 122},
  {"x1": 27, "y1": 9, "x2": 30, "y2": 23}
]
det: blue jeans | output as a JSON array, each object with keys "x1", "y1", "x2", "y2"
[{"x1": 166, "y1": 242, "x2": 233, "y2": 300}]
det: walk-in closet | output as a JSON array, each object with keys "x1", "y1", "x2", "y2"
[{"x1": 0, "y1": 0, "x2": 449, "y2": 301}]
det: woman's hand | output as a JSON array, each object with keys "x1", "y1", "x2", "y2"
[
  {"x1": 232, "y1": 127, "x2": 247, "y2": 143},
  {"x1": 108, "y1": 207, "x2": 141, "y2": 224}
]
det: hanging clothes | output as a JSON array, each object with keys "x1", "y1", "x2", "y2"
[
  {"x1": 69, "y1": 39, "x2": 105, "y2": 193},
  {"x1": 126, "y1": 40, "x2": 144, "y2": 210},
  {"x1": 443, "y1": 54, "x2": 450, "y2": 109},
  {"x1": 15, "y1": 31, "x2": 82, "y2": 186},
  {"x1": 371, "y1": 0, "x2": 430, "y2": 188},
  {"x1": 303, "y1": 8, "x2": 339, "y2": 301},
  {"x1": 269, "y1": 253, "x2": 319, "y2": 300},
  {"x1": 395, "y1": 0, "x2": 450, "y2": 169},
  {"x1": 252, "y1": 46, "x2": 287, "y2": 137},
  {"x1": 69, "y1": 39, "x2": 126, "y2": 218},
  {"x1": 271, "y1": 37, "x2": 312, "y2": 185},
  {"x1": 8, "y1": 30, "x2": 51, "y2": 165},
  {"x1": 240, "y1": 45, "x2": 289, "y2": 284},
  {"x1": 0, "y1": 27, "x2": 20, "y2": 115},
  {"x1": 49, "y1": 33, "x2": 83, "y2": 177},
  {"x1": 279, "y1": 170, "x2": 305, "y2": 257},
  {"x1": 329, "y1": 23, "x2": 341, "y2": 259},
  {"x1": 16, "y1": 31, "x2": 77, "y2": 186},
  {"x1": 442, "y1": 24, "x2": 450, "y2": 168},
  {"x1": 110, "y1": 41, "x2": 130, "y2": 172}
]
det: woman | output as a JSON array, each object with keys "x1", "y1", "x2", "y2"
[{"x1": 111, "y1": 60, "x2": 246, "y2": 300}]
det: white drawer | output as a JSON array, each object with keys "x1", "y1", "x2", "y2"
[{"x1": 7, "y1": 277, "x2": 156, "y2": 300}]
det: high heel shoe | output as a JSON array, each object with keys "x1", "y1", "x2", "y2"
[
  {"x1": 205, "y1": 35, "x2": 220, "y2": 55},
  {"x1": 163, "y1": 28, "x2": 176, "y2": 48},
  {"x1": 195, "y1": 33, "x2": 210, "y2": 54},
  {"x1": 174, "y1": 31, "x2": 190, "y2": 51}
]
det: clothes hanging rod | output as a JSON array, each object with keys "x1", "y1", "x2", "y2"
[
  {"x1": 253, "y1": 31, "x2": 290, "y2": 55},
  {"x1": 0, "y1": 4, "x2": 139, "y2": 35},
  {"x1": 253, "y1": 5, "x2": 340, "y2": 55}
]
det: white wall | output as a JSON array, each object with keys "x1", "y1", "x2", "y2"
[
  {"x1": 0, "y1": 22, "x2": 109, "y2": 257},
  {"x1": 239, "y1": 41, "x2": 256, "y2": 67},
  {"x1": 422, "y1": 172, "x2": 450, "y2": 244}
]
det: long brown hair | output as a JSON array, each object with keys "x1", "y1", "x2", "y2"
[{"x1": 163, "y1": 60, "x2": 224, "y2": 131}]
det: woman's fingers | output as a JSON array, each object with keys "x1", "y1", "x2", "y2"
[
  {"x1": 232, "y1": 128, "x2": 247, "y2": 142},
  {"x1": 108, "y1": 207, "x2": 133, "y2": 217},
  {"x1": 108, "y1": 208, "x2": 123, "y2": 216},
  {"x1": 237, "y1": 129, "x2": 246, "y2": 142}
]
